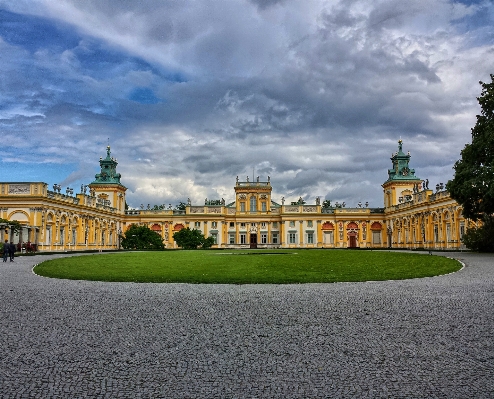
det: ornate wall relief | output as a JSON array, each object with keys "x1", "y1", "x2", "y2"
[{"x1": 9, "y1": 184, "x2": 30, "y2": 194}]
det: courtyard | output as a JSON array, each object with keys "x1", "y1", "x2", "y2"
[{"x1": 0, "y1": 252, "x2": 492, "y2": 398}]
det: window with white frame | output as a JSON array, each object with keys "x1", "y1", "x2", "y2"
[
  {"x1": 289, "y1": 232, "x2": 297, "y2": 244},
  {"x1": 372, "y1": 231, "x2": 381, "y2": 244},
  {"x1": 307, "y1": 232, "x2": 314, "y2": 244},
  {"x1": 325, "y1": 231, "x2": 334, "y2": 244},
  {"x1": 194, "y1": 221, "x2": 201, "y2": 229},
  {"x1": 240, "y1": 233, "x2": 247, "y2": 244},
  {"x1": 229, "y1": 222, "x2": 235, "y2": 228},
  {"x1": 250, "y1": 196, "x2": 257, "y2": 212},
  {"x1": 240, "y1": 223, "x2": 246, "y2": 228},
  {"x1": 261, "y1": 222, "x2": 267, "y2": 229},
  {"x1": 212, "y1": 221, "x2": 217, "y2": 228},
  {"x1": 229, "y1": 233, "x2": 235, "y2": 244},
  {"x1": 272, "y1": 232, "x2": 278, "y2": 244},
  {"x1": 261, "y1": 233, "x2": 267, "y2": 244},
  {"x1": 261, "y1": 202, "x2": 267, "y2": 212},
  {"x1": 240, "y1": 202, "x2": 245, "y2": 212}
]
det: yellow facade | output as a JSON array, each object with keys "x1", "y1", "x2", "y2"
[{"x1": 0, "y1": 141, "x2": 470, "y2": 251}]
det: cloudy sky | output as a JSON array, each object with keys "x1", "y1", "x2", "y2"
[{"x1": 0, "y1": 0, "x2": 492, "y2": 209}]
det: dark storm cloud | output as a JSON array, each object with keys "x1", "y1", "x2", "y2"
[{"x1": 0, "y1": 0, "x2": 492, "y2": 208}]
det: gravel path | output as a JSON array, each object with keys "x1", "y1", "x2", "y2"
[{"x1": 0, "y1": 252, "x2": 493, "y2": 398}]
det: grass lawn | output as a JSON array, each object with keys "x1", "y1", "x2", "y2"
[{"x1": 33, "y1": 249, "x2": 462, "y2": 284}]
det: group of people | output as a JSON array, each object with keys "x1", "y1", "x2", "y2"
[{"x1": 3, "y1": 239, "x2": 16, "y2": 262}]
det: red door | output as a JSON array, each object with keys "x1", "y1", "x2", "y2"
[{"x1": 348, "y1": 234, "x2": 357, "y2": 248}]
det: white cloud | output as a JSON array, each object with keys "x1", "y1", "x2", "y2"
[{"x1": 0, "y1": 0, "x2": 492, "y2": 208}]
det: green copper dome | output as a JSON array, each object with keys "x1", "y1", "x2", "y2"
[
  {"x1": 384, "y1": 140, "x2": 421, "y2": 183},
  {"x1": 91, "y1": 146, "x2": 123, "y2": 185}
]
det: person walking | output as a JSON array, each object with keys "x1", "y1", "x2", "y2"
[
  {"x1": 3, "y1": 239, "x2": 9, "y2": 262},
  {"x1": 8, "y1": 241, "x2": 16, "y2": 262}
]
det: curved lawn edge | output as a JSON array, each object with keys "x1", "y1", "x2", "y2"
[{"x1": 32, "y1": 250, "x2": 463, "y2": 284}]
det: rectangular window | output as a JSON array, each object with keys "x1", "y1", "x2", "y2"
[
  {"x1": 212, "y1": 221, "x2": 217, "y2": 228},
  {"x1": 272, "y1": 222, "x2": 278, "y2": 229},
  {"x1": 289, "y1": 233, "x2": 296, "y2": 244},
  {"x1": 261, "y1": 222, "x2": 267, "y2": 229},
  {"x1": 46, "y1": 227, "x2": 51, "y2": 245},
  {"x1": 372, "y1": 231, "x2": 381, "y2": 244},
  {"x1": 229, "y1": 222, "x2": 235, "y2": 228},
  {"x1": 229, "y1": 233, "x2": 235, "y2": 244},
  {"x1": 325, "y1": 231, "x2": 334, "y2": 244},
  {"x1": 460, "y1": 223, "x2": 465, "y2": 238},
  {"x1": 261, "y1": 233, "x2": 267, "y2": 244},
  {"x1": 272, "y1": 233, "x2": 278, "y2": 244},
  {"x1": 240, "y1": 223, "x2": 246, "y2": 228},
  {"x1": 261, "y1": 202, "x2": 267, "y2": 212},
  {"x1": 240, "y1": 233, "x2": 247, "y2": 244},
  {"x1": 250, "y1": 196, "x2": 257, "y2": 212},
  {"x1": 194, "y1": 221, "x2": 201, "y2": 229},
  {"x1": 240, "y1": 202, "x2": 245, "y2": 212},
  {"x1": 307, "y1": 232, "x2": 314, "y2": 244}
]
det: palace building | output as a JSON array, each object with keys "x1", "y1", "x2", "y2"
[{"x1": 0, "y1": 140, "x2": 471, "y2": 252}]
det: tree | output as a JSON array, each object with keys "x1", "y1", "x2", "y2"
[
  {"x1": 173, "y1": 227, "x2": 214, "y2": 249},
  {"x1": 446, "y1": 74, "x2": 494, "y2": 251},
  {"x1": 461, "y1": 221, "x2": 494, "y2": 252},
  {"x1": 0, "y1": 218, "x2": 22, "y2": 235},
  {"x1": 120, "y1": 224, "x2": 165, "y2": 250}
]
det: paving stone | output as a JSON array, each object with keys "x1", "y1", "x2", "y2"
[{"x1": 0, "y1": 252, "x2": 492, "y2": 398}]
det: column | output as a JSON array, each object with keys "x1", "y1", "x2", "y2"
[
  {"x1": 316, "y1": 220, "x2": 322, "y2": 248},
  {"x1": 280, "y1": 221, "x2": 285, "y2": 247}
]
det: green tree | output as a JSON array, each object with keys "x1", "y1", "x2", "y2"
[
  {"x1": 120, "y1": 224, "x2": 165, "y2": 250},
  {"x1": 446, "y1": 74, "x2": 494, "y2": 251},
  {"x1": 173, "y1": 227, "x2": 213, "y2": 249},
  {"x1": 0, "y1": 218, "x2": 22, "y2": 235},
  {"x1": 461, "y1": 221, "x2": 494, "y2": 252}
]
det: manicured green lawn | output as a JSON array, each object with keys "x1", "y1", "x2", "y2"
[{"x1": 33, "y1": 249, "x2": 462, "y2": 284}]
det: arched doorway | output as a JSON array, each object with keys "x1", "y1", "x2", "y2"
[{"x1": 346, "y1": 222, "x2": 359, "y2": 248}]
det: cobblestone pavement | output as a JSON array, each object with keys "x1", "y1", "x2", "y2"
[{"x1": 0, "y1": 252, "x2": 493, "y2": 398}]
